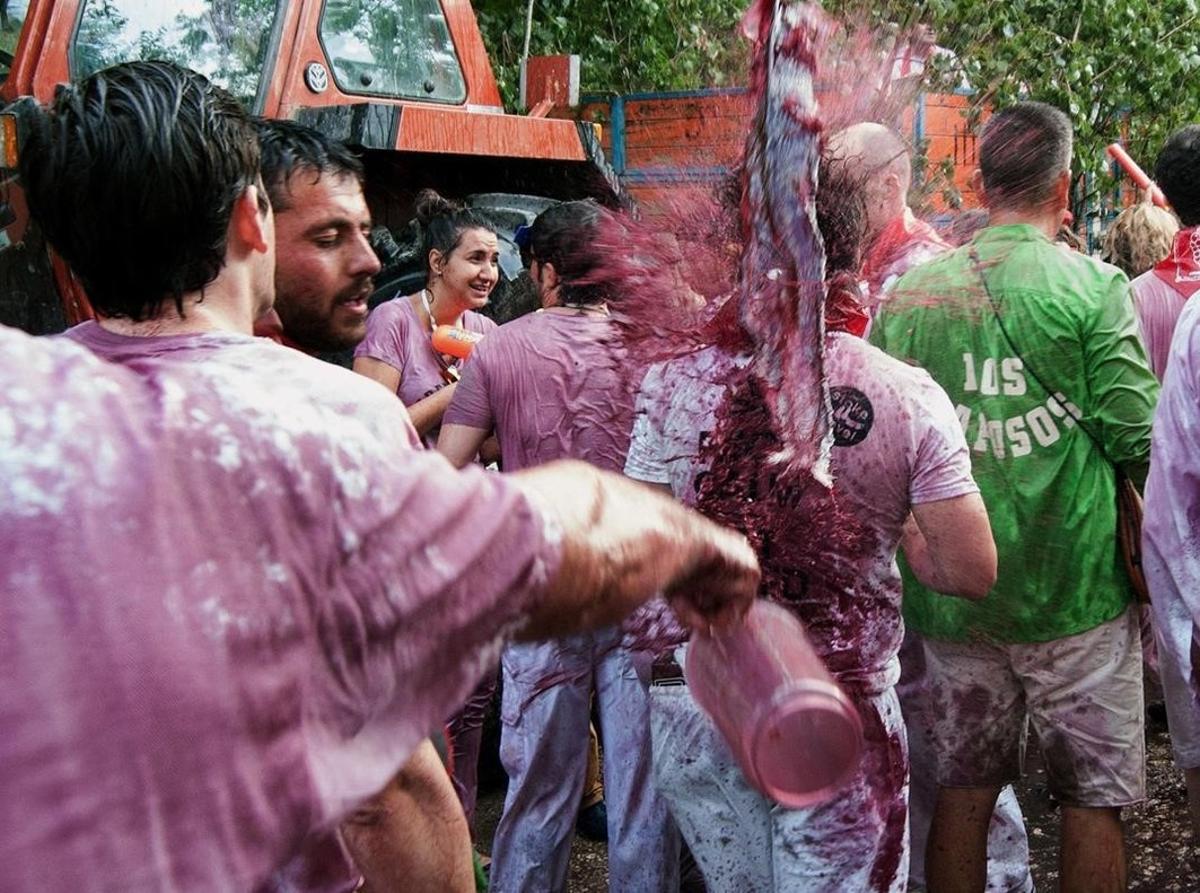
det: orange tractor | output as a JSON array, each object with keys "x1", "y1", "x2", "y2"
[{"x1": 0, "y1": 0, "x2": 622, "y2": 336}]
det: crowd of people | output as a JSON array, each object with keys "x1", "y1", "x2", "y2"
[{"x1": 3, "y1": 54, "x2": 1200, "y2": 893}]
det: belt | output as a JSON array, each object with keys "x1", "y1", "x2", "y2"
[{"x1": 649, "y1": 650, "x2": 686, "y2": 687}]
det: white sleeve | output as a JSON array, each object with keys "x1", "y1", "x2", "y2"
[{"x1": 623, "y1": 364, "x2": 672, "y2": 485}]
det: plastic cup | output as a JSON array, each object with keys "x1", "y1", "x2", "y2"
[
  {"x1": 432, "y1": 325, "x2": 483, "y2": 359},
  {"x1": 685, "y1": 599, "x2": 863, "y2": 808}
]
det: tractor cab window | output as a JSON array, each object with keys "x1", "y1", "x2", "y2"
[
  {"x1": 320, "y1": 0, "x2": 467, "y2": 103},
  {"x1": 0, "y1": 0, "x2": 32, "y2": 85},
  {"x1": 71, "y1": 0, "x2": 282, "y2": 111}
]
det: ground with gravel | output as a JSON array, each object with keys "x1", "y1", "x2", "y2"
[{"x1": 474, "y1": 710, "x2": 1199, "y2": 891}]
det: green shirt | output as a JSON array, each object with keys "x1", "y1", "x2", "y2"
[{"x1": 871, "y1": 224, "x2": 1158, "y2": 643}]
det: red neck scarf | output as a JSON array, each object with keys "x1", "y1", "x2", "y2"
[
  {"x1": 825, "y1": 273, "x2": 870, "y2": 337},
  {"x1": 862, "y1": 209, "x2": 948, "y2": 290},
  {"x1": 1153, "y1": 227, "x2": 1200, "y2": 299}
]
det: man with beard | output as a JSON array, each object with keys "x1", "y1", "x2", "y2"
[
  {"x1": 254, "y1": 119, "x2": 470, "y2": 892},
  {"x1": 253, "y1": 119, "x2": 378, "y2": 354},
  {"x1": 23, "y1": 62, "x2": 760, "y2": 891}
]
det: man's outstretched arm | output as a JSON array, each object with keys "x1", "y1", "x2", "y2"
[{"x1": 509, "y1": 460, "x2": 759, "y2": 638}]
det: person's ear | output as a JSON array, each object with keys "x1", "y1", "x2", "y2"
[
  {"x1": 429, "y1": 249, "x2": 445, "y2": 278},
  {"x1": 540, "y1": 260, "x2": 561, "y2": 293},
  {"x1": 232, "y1": 184, "x2": 270, "y2": 255},
  {"x1": 970, "y1": 169, "x2": 986, "y2": 205},
  {"x1": 1054, "y1": 170, "x2": 1071, "y2": 209}
]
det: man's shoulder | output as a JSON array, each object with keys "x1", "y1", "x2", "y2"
[
  {"x1": 830, "y1": 334, "x2": 942, "y2": 402},
  {"x1": 890, "y1": 243, "x2": 971, "y2": 294},
  {"x1": 163, "y1": 338, "x2": 415, "y2": 444}
]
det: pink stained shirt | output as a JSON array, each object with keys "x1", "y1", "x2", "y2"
[
  {"x1": 624, "y1": 333, "x2": 978, "y2": 693},
  {"x1": 4, "y1": 322, "x2": 561, "y2": 892},
  {"x1": 354, "y1": 295, "x2": 496, "y2": 447},
  {"x1": 1144, "y1": 295, "x2": 1200, "y2": 718},
  {"x1": 442, "y1": 309, "x2": 632, "y2": 473},
  {"x1": 1130, "y1": 268, "x2": 1190, "y2": 382}
]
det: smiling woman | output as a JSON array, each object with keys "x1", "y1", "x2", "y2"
[{"x1": 352, "y1": 189, "x2": 500, "y2": 447}]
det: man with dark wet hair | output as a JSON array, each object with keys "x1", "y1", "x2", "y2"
[
  {"x1": 829, "y1": 121, "x2": 1033, "y2": 893},
  {"x1": 873, "y1": 100, "x2": 1159, "y2": 892},
  {"x1": 1129, "y1": 125, "x2": 1200, "y2": 380},
  {"x1": 251, "y1": 117, "x2": 475, "y2": 893},
  {"x1": 438, "y1": 200, "x2": 679, "y2": 892},
  {"x1": 1134, "y1": 124, "x2": 1200, "y2": 843},
  {"x1": 254, "y1": 118, "x2": 379, "y2": 353},
  {"x1": 1, "y1": 60, "x2": 760, "y2": 891},
  {"x1": 624, "y1": 159, "x2": 996, "y2": 893}
]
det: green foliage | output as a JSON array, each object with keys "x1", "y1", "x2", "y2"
[
  {"x1": 474, "y1": 0, "x2": 747, "y2": 106},
  {"x1": 824, "y1": 0, "x2": 1200, "y2": 216}
]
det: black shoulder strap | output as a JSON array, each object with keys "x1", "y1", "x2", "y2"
[{"x1": 968, "y1": 247, "x2": 1114, "y2": 467}]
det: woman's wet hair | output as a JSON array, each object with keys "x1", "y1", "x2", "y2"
[
  {"x1": 413, "y1": 189, "x2": 496, "y2": 277},
  {"x1": 18, "y1": 61, "x2": 260, "y2": 321},
  {"x1": 528, "y1": 200, "x2": 607, "y2": 305},
  {"x1": 979, "y1": 102, "x2": 1073, "y2": 211},
  {"x1": 1155, "y1": 125, "x2": 1200, "y2": 227}
]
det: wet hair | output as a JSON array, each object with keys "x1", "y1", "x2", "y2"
[
  {"x1": 1155, "y1": 126, "x2": 1200, "y2": 226},
  {"x1": 979, "y1": 102, "x2": 1073, "y2": 211},
  {"x1": 413, "y1": 189, "x2": 496, "y2": 277},
  {"x1": 943, "y1": 208, "x2": 990, "y2": 246},
  {"x1": 18, "y1": 61, "x2": 260, "y2": 321},
  {"x1": 1055, "y1": 225, "x2": 1086, "y2": 253},
  {"x1": 816, "y1": 156, "x2": 869, "y2": 277},
  {"x1": 254, "y1": 118, "x2": 364, "y2": 212},
  {"x1": 528, "y1": 200, "x2": 606, "y2": 305},
  {"x1": 1101, "y1": 202, "x2": 1179, "y2": 277}
]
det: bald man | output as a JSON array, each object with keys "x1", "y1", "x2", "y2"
[
  {"x1": 827, "y1": 123, "x2": 948, "y2": 310},
  {"x1": 829, "y1": 122, "x2": 1033, "y2": 893}
]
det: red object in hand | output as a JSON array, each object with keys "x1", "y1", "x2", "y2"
[
  {"x1": 1106, "y1": 143, "x2": 1169, "y2": 209},
  {"x1": 432, "y1": 325, "x2": 483, "y2": 359},
  {"x1": 685, "y1": 600, "x2": 863, "y2": 808}
]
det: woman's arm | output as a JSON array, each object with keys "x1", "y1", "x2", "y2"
[{"x1": 353, "y1": 356, "x2": 456, "y2": 437}]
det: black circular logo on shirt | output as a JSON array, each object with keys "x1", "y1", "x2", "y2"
[{"x1": 830, "y1": 386, "x2": 874, "y2": 446}]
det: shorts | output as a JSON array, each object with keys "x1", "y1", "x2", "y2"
[
  {"x1": 649, "y1": 651, "x2": 909, "y2": 893},
  {"x1": 922, "y1": 606, "x2": 1145, "y2": 808},
  {"x1": 1157, "y1": 617, "x2": 1200, "y2": 769}
]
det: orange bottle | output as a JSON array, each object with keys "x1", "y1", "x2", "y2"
[{"x1": 432, "y1": 325, "x2": 483, "y2": 359}]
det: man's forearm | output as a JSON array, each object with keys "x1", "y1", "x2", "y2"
[{"x1": 509, "y1": 460, "x2": 758, "y2": 639}]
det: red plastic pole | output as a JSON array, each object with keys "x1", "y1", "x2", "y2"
[{"x1": 1106, "y1": 142, "x2": 1169, "y2": 208}]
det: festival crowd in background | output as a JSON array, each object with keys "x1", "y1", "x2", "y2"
[{"x1": 4, "y1": 41, "x2": 1200, "y2": 893}]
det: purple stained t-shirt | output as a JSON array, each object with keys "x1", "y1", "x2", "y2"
[
  {"x1": 1131, "y1": 268, "x2": 1191, "y2": 382},
  {"x1": 625, "y1": 332, "x2": 978, "y2": 692},
  {"x1": 443, "y1": 309, "x2": 631, "y2": 472},
  {"x1": 1144, "y1": 295, "x2": 1200, "y2": 709},
  {"x1": 354, "y1": 295, "x2": 496, "y2": 447},
  {"x1": 2, "y1": 322, "x2": 561, "y2": 892}
]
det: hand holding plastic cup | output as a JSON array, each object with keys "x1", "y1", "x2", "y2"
[
  {"x1": 685, "y1": 599, "x2": 863, "y2": 808},
  {"x1": 432, "y1": 325, "x2": 483, "y2": 359}
]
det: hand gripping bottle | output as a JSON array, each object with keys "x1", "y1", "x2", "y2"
[
  {"x1": 432, "y1": 325, "x2": 484, "y2": 359},
  {"x1": 685, "y1": 599, "x2": 863, "y2": 807}
]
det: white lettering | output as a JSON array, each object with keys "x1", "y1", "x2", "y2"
[
  {"x1": 1005, "y1": 416, "x2": 1032, "y2": 457},
  {"x1": 972, "y1": 411, "x2": 990, "y2": 453},
  {"x1": 955, "y1": 403, "x2": 972, "y2": 432},
  {"x1": 1001, "y1": 358, "x2": 1027, "y2": 396},
  {"x1": 963, "y1": 353, "x2": 978, "y2": 392},
  {"x1": 980, "y1": 358, "x2": 999, "y2": 395},
  {"x1": 985, "y1": 419, "x2": 1005, "y2": 458},
  {"x1": 1027, "y1": 406, "x2": 1060, "y2": 447},
  {"x1": 1047, "y1": 392, "x2": 1079, "y2": 428}
]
